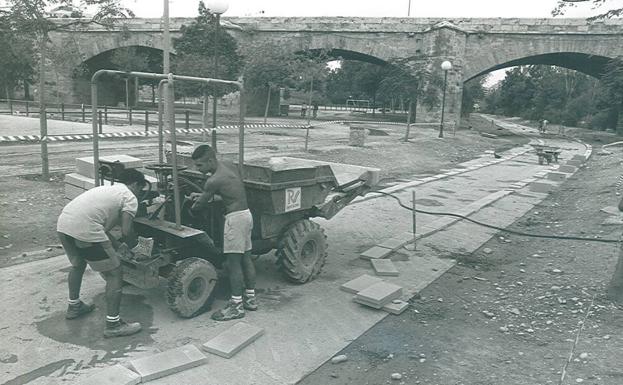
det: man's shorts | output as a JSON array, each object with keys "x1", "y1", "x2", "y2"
[
  {"x1": 223, "y1": 209, "x2": 253, "y2": 254},
  {"x1": 58, "y1": 232, "x2": 120, "y2": 272}
]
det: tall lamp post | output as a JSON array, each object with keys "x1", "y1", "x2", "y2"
[
  {"x1": 207, "y1": 0, "x2": 229, "y2": 129},
  {"x1": 439, "y1": 60, "x2": 452, "y2": 138}
]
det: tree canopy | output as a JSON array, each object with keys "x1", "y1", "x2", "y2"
[{"x1": 173, "y1": 1, "x2": 242, "y2": 97}]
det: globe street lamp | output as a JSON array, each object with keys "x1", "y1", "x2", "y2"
[
  {"x1": 207, "y1": 0, "x2": 229, "y2": 129},
  {"x1": 439, "y1": 60, "x2": 452, "y2": 138}
]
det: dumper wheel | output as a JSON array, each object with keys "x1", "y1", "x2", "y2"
[
  {"x1": 277, "y1": 219, "x2": 327, "y2": 284},
  {"x1": 166, "y1": 257, "x2": 217, "y2": 318}
]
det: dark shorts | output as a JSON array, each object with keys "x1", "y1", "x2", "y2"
[{"x1": 58, "y1": 232, "x2": 120, "y2": 272}]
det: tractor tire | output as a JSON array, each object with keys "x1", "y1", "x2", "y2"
[
  {"x1": 276, "y1": 219, "x2": 328, "y2": 284},
  {"x1": 166, "y1": 257, "x2": 217, "y2": 318}
]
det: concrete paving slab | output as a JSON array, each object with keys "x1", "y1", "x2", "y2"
[
  {"x1": 202, "y1": 322, "x2": 264, "y2": 359},
  {"x1": 546, "y1": 171, "x2": 567, "y2": 182},
  {"x1": 370, "y1": 259, "x2": 399, "y2": 276},
  {"x1": 76, "y1": 155, "x2": 143, "y2": 178},
  {"x1": 340, "y1": 274, "x2": 384, "y2": 294},
  {"x1": 377, "y1": 237, "x2": 409, "y2": 250},
  {"x1": 558, "y1": 165, "x2": 578, "y2": 173},
  {"x1": 565, "y1": 159, "x2": 583, "y2": 167},
  {"x1": 129, "y1": 345, "x2": 207, "y2": 382},
  {"x1": 529, "y1": 180, "x2": 558, "y2": 193},
  {"x1": 383, "y1": 300, "x2": 409, "y2": 315},
  {"x1": 355, "y1": 282, "x2": 403, "y2": 307},
  {"x1": 78, "y1": 364, "x2": 140, "y2": 385},
  {"x1": 360, "y1": 246, "x2": 392, "y2": 260}
]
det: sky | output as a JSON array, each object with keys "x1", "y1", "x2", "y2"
[{"x1": 122, "y1": 0, "x2": 619, "y2": 18}]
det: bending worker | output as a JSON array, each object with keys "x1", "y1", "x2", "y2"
[
  {"x1": 190, "y1": 144, "x2": 258, "y2": 321},
  {"x1": 57, "y1": 169, "x2": 145, "y2": 338}
]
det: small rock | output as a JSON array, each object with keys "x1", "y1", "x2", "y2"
[
  {"x1": 437, "y1": 298, "x2": 443, "y2": 302},
  {"x1": 17, "y1": 199, "x2": 27, "y2": 203},
  {"x1": 482, "y1": 311, "x2": 495, "y2": 318},
  {"x1": 603, "y1": 335, "x2": 611, "y2": 340},
  {"x1": 2, "y1": 235, "x2": 8, "y2": 239},
  {"x1": 499, "y1": 326, "x2": 509, "y2": 332},
  {"x1": 575, "y1": 379, "x2": 584, "y2": 383},
  {"x1": 551, "y1": 269, "x2": 563, "y2": 274},
  {"x1": 558, "y1": 298, "x2": 567, "y2": 305},
  {"x1": 551, "y1": 286, "x2": 562, "y2": 291},
  {"x1": 419, "y1": 358, "x2": 426, "y2": 363},
  {"x1": 546, "y1": 320, "x2": 553, "y2": 325},
  {"x1": 509, "y1": 308, "x2": 520, "y2": 315},
  {"x1": 391, "y1": 373, "x2": 402, "y2": 380},
  {"x1": 331, "y1": 355, "x2": 348, "y2": 364},
  {"x1": 330, "y1": 373, "x2": 339, "y2": 378},
  {"x1": 46, "y1": 248, "x2": 53, "y2": 252},
  {"x1": 579, "y1": 352, "x2": 588, "y2": 359},
  {"x1": 387, "y1": 354, "x2": 394, "y2": 359},
  {"x1": 519, "y1": 269, "x2": 526, "y2": 273},
  {"x1": 483, "y1": 248, "x2": 493, "y2": 254}
]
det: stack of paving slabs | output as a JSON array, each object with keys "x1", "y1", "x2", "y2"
[{"x1": 354, "y1": 281, "x2": 403, "y2": 309}]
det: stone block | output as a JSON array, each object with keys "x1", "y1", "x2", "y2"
[
  {"x1": 360, "y1": 246, "x2": 392, "y2": 260},
  {"x1": 76, "y1": 155, "x2": 143, "y2": 178},
  {"x1": 370, "y1": 259, "x2": 399, "y2": 276},
  {"x1": 65, "y1": 183, "x2": 85, "y2": 200},
  {"x1": 355, "y1": 281, "x2": 403, "y2": 308},
  {"x1": 529, "y1": 181, "x2": 558, "y2": 194},
  {"x1": 340, "y1": 274, "x2": 383, "y2": 294},
  {"x1": 565, "y1": 159, "x2": 583, "y2": 167},
  {"x1": 383, "y1": 300, "x2": 409, "y2": 315},
  {"x1": 129, "y1": 344, "x2": 207, "y2": 382},
  {"x1": 546, "y1": 172, "x2": 567, "y2": 182},
  {"x1": 558, "y1": 165, "x2": 577, "y2": 174},
  {"x1": 571, "y1": 154, "x2": 587, "y2": 162},
  {"x1": 202, "y1": 322, "x2": 264, "y2": 359},
  {"x1": 79, "y1": 364, "x2": 140, "y2": 385}
]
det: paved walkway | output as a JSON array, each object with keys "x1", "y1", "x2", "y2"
[{"x1": 0, "y1": 119, "x2": 589, "y2": 385}]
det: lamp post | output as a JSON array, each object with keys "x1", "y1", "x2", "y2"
[
  {"x1": 207, "y1": 0, "x2": 229, "y2": 129},
  {"x1": 439, "y1": 60, "x2": 452, "y2": 138}
]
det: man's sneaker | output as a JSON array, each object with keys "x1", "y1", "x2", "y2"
[
  {"x1": 103, "y1": 319, "x2": 142, "y2": 338},
  {"x1": 211, "y1": 300, "x2": 245, "y2": 321},
  {"x1": 66, "y1": 301, "x2": 95, "y2": 320},
  {"x1": 242, "y1": 295, "x2": 258, "y2": 311}
]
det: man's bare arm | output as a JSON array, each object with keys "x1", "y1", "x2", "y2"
[{"x1": 191, "y1": 177, "x2": 219, "y2": 210}]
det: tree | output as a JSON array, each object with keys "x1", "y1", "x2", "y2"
[
  {"x1": 552, "y1": 0, "x2": 623, "y2": 19},
  {"x1": 4, "y1": 0, "x2": 133, "y2": 180},
  {"x1": 173, "y1": 1, "x2": 242, "y2": 98},
  {"x1": 0, "y1": 11, "x2": 35, "y2": 100},
  {"x1": 378, "y1": 59, "x2": 443, "y2": 140},
  {"x1": 461, "y1": 75, "x2": 487, "y2": 116},
  {"x1": 241, "y1": 42, "x2": 294, "y2": 119},
  {"x1": 109, "y1": 46, "x2": 151, "y2": 107}
]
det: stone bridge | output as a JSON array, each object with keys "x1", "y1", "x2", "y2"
[{"x1": 48, "y1": 16, "x2": 623, "y2": 127}]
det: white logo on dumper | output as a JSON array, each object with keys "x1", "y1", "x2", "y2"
[{"x1": 285, "y1": 187, "x2": 302, "y2": 212}]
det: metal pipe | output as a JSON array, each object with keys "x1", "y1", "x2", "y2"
[
  {"x1": 91, "y1": 73, "x2": 101, "y2": 186},
  {"x1": 212, "y1": 13, "x2": 220, "y2": 128},
  {"x1": 238, "y1": 87, "x2": 245, "y2": 176},
  {"x1": 167, "y1": 74, "x2": 182, "y2": 229},
  {"x1": 157, "y1": 79, "x2": 167, "y2": 164},
  {"x1": 439, "y1": 69, "x2": 448, "y2": 138}
]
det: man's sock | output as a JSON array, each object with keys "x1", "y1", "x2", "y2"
[
  {"x1": 68, "y1": 298, "x2": 81, "y2": 306},
  {"x1": 231, "y1": 295, "x2": 243, "y2": 304},
  {"x1": 245, "y1": 289, "x2": 255, "y2": 297},
  {"x1": 106, "y1": 315, "x2": 121, "y2": 326}
]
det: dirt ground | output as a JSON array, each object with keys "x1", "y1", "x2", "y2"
[
  {"x1": 299, "y1": 131, "x2": 623, "y2": 385},
  {"x1": 0, "y1": 115, "x2": 522, "y2": 267}
]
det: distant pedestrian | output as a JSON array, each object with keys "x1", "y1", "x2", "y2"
[
  {"x1": 301, "y1": 103, "x2": 307, "y2": 117},
  {"x1": 542, "y1": 119, "x2": 548, "y2": 133},
  {"x1": 312, "y1": 102, "x2": 319, "y2": 118},
  {"x1": 57, "y1": 169, "x2": 146, "y2": 338}
]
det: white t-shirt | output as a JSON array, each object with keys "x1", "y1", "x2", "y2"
[{"x1": 57, "y1": 184, "x2": 138, "y2": 243}]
